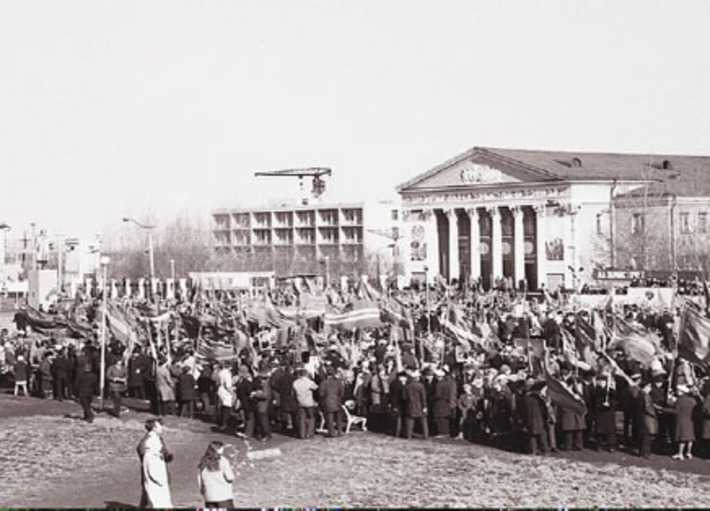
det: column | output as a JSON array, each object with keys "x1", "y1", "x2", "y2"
[
  {"x1": 422, "y1": 209, "x2": 439, "y2": 282},
  {"x1": 124, "y1": 278, "x2": 131, "y2": 298},
  {"x1": 137, "y1": 278, "x2": 146, "y2": 300},
  {"x1": 534, "y1": 204, "x2": 547, "y2": 290},
  {"x1": 150, "y1": 278, "x2": 158, "y2": 297},
  {"x1": 110, "y1": 279, "x2": 118, "y2": 299},
  {"x1": 512, "y1": 206, "x2": 526, "y2": 288},
  {"x1": 489, "y1": 206, "x2": 503, "y2": 281},
  {"x1": 166, "y1": 278, "x2": 175, "y2": 300},
  {"x1": 444, "y1": 208, "x2": 459, "y2": 282},
  {"x1": 179, "y1": 278, "x2": 188, "y2": 299},
  {"x1": 465, "y1": 208, "x2": 481, "y2": 282}
]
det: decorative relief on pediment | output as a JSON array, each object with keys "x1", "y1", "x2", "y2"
[
  {"x1": 402, "y1": 186, "x2": 566, "y2": 205},
  {"x1": 459, "y1": 163, "x2": 512, "y2": 185}
]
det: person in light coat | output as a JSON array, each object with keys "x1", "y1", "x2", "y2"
[
  {"x1": 156, "y1": 357, "x2": 176, "y2": 416},
  {"x1": 197, "y1": 440, "x2": 235, "y2": 508},
  {"x1": 142, "y1": 425, "x2": 173, "y2": 508}
]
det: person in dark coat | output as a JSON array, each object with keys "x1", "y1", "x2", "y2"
[
  {"x1": 519, "y1": 381, "x2": 549, "y2": 455},
  {"x1": 318, "y1": 366, "x2": 344, "y2": 437},
  {"x1": 432, "y1": 369, "x2": 452, "y2": 437},
  {"x1": 128, "y1": 348, "x2": 149, "y2": 400},
  {"x1": 277, "y1": 365, "x2": 299, "y2": 434},
  {"x1": 672, "y1": 385, "x2": 697, "y2": 460},
  {"x1": 75, "y1": 363, "x2": 99, "y2": 423},
  {"x1": 559, "y1": 377, "x2": 586, "y2": 451},
  {"x1": 177, "y1": 366, "x2": 197, "y2": 419},
  {"x1": 422, "y1": 367, "x2": 437, "y2": 435},
  {"x1": 637, "y1": 380, "x2": 657, "y2": 458},
  {"x1": 249, "y1": 373, "x2": 272, "y2": 441},
  {"x1": 389, "y1": 371, "x2": 408, "y2": 438},
  {"x1": 404, "y1": 370, "x2": 429, "y2": 440},
  {"x1": 51, "y1": 349, "x2": 71, "y2": 401},
  {"x1": 592, "y1": 373, "x2": 618, "y2": 451}
]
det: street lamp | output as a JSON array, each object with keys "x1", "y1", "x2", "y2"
[
  {"x1": 122, "y1": 217, "x2": 156, "y2": 282},
  {"x1": 99, "y1": 255, "x2": 110, "y2": 411}
]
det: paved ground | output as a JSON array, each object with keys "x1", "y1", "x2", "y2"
[{"x1": 2, "y1": 392, "x2": 710, "y2": 507}]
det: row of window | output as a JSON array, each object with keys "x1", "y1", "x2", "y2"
[{"x1": 629, "y1": 212, "x2": 708, "y2": 235}]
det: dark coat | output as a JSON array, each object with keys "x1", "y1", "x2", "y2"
[
  {"x1": 177, "y1": 372, "x2": 197, "y2": 401},
  {"x1": 51, "y1": 355, "x2": 70, "y2": 379},
  {"x1": 638, "y1": 390, "x2": 658, "y2": 436},
  {"x1": 13, "y1": 360, "x2": 29, "y2": 381},
  {"x1": 128, "y1": 355, "x2": 149, "y2": 387},
  {"x1": 251, "y1": 378, "x2": 272, "y2": 414},
  {"x1": 520, "y1": 393, "x2": 548, "y2": 436},
  {"x1": 702, "y1": 394, "x2": 710, "y2": 440},
  {"x1": 76, "y1": 371, "x2": 99, "y2": 398},
  {"x1": 389, "y1": 378, "x2": 407, "y2": 413},
  {"x1": 404, "y1": 379, "x2": 427, "y2": 418},
  {"x1": 592, "y1": 383, "x2": 617, "y2": 435},
  {"x1": 487, "y1": 389, "x2": 513, "y2": 434},
  {"x1": 674, "y1": 395, "x2": 696, "y2": 442},
  {"x1": 318, "y1": 376, "x2": 344, "y2": 413},
  {"x1": 237, "y1": 378, "x2": 256, "y2": 411},
  {"x1": 432, "y1": 378, "x2": 453, "y2": 418},
  {"x1": 278, "y1": 372, "x2": 299, "y2": 412}
]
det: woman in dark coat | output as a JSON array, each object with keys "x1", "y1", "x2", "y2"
[
  {"x1": 637, "y1": 381, "x2": 657, "y2": 458},
  {"x1": 672, "y1": 385, "x2": 696, "y2": 460}
]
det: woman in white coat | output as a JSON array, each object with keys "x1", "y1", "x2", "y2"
[{"x1": 143, "y1": 430, "x2": 173, "y2": 508}]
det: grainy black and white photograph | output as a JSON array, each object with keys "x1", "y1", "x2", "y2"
[{"x1": 1, "y1": 1, "x2": 710, "y2": 508}]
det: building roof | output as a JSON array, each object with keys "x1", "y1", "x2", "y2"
[{"x1": 397, "y1": 146, "x2": 710, "y2": 196}]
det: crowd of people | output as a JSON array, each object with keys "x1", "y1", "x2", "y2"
[{"x1": 2, "y1": 279, "x2": 710, "y2": 477}]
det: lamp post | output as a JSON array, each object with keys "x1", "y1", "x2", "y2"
[
  {"x1": 122, "y1": 217, "x2": 156, "y2": 283},
  {"x1": 99, "y1": 255, "x2": 110, "y2": 411}
]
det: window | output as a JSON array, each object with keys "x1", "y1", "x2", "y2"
[
  {"x1": 699, "y1": 212, "x2": 707, "y2": 234},
  {"x1": 631, "y1": 213, "x2": 645, "y2": 235},
  {"x1": 596, "y1": 213, "x2": 603, "y2": 235},
  {"x1": 391, "y1": 209, "x2": 399, "y2": 221},
  {"x1": 680, "y1": 212, "x2": 691, "y2": 234}
]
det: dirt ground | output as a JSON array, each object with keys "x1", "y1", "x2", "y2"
[{"x1": 2, "y1": 393, "x2": 710, "y2": 508}]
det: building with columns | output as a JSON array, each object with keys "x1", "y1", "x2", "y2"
[{"x1": 397, "y1": 146, "x2": 710, "y2": 290}]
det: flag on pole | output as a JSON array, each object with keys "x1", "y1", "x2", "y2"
[
  {"x1": 543, "y1": 369, "x2": 587, "y2": 415},
  {"x1": 324, "y1": 299, "x2": 383, "y2": 330},
  {"x1": 678, "y1": 305, "x2": 710, "y2": 369},
  {"x1": 440, "y1": 302, "x2": 483, "y2": 352}
]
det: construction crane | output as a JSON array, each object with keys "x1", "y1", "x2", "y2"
[{"x1": 254, "y1": 167, "x2": 332, "y2": 204}]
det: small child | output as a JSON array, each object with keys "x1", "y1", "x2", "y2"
[{"x1": 456, "y1": 384, "x2": 476, "y2": 440}]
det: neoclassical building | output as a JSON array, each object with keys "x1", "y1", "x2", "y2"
[{"x1": 397, "y1": 146, "x2": 710, "y2": 290}]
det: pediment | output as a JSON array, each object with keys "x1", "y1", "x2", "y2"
[{"x1": 399, "y1": 149, "x2": 556, "y2": 192}]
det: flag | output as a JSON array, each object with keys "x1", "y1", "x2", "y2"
[
  {"x1": 381, "y1": 297, "x2": 414, "y2": 331},
  {"x1": 196, "y1": 336, "x2": 239, "y2": 362},
  {"x1": 324, "y1": 299, "x2": 383, "y2": 330},
  {"x1": 678, "y1": 305, "x2": 710, "y2": 369},
  {"x1": 607, "y1": 332, "x2": 657, "y2": 368},
  {"x1": 543, "y1": 369, "x2": 587, "y2": 415},
  {"x1": 439, "y1": 302, "x2": 483, "y2": 352},
  {"x1": 102, "y1": 303, "x2": 141, "y2": 357}
]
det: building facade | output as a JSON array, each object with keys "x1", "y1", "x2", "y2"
[
  {"x1": 397, "y1": 147, "x2": 710, "y2": 290},
  {"x1": 211, "y1": 200, "x2": 399, "y2": 278}
]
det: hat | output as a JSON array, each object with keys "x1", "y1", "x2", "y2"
[
  {"x1": 677, "y1": 384, "x2": 690, "y2": 395},
  {"x1": 17, "y1": 355, "x2": 24, "y2": 362},
  {"x1": 434, "y1": 368, "x2": 445, "y2": 378}
]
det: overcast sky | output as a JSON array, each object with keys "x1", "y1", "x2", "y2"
[{"x1": 1, "y1": 0, "x2": 709, "y2": 241}]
